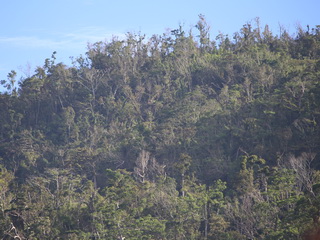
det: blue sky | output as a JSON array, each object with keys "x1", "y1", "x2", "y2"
[{"x1": 0, "y1": 0, "x2": 319, "y2": 88}]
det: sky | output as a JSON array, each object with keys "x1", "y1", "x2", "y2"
[{"x1": 0, "y1": 0, "x2": 319, "y2": 90}]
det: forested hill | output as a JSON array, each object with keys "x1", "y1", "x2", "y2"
[{"x1": 1, "y1": 17, "x2": 320, "y2": 239}]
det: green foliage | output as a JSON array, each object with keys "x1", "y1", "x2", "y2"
[{"x1": 1, "y1": 16, "x2": 320, "y2": 239}]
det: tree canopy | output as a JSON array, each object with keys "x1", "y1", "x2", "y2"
[{"x1": 1, "y1": 16, "x2": 320, "y2": 239}]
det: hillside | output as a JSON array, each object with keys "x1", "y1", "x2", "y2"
[{"x1": 1, "y1": 17, "x2": 320, "y2": 239}]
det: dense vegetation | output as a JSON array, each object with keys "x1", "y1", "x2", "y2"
[{"x1": 1, "y1": 16, "x2": 320, "y2": 239}]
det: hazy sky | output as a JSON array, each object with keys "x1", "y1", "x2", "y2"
[{"x1": 0, "y1": 0, "x2": 319, "y2": 86}]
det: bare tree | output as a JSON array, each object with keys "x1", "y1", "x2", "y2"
[
  {"x1": 134, "y1": 150, "x2": 166, "y2": 183},
  {"x1": 134, "y1": 150, "x2": 150, "y2": 183},
  {"x1": 288, "y1": 152, "x2": 317, "y2": 196}
]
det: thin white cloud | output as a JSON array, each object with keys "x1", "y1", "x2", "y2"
[
  {"x1": 64, "y1": 26, "x2": 126, "y2": 44},
  {"x1": 0, "y1": 26, "x2": 126, "y2": 51},
  {"x1": 0, "y1": 36, "x2": 67, "y2": 48}
]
